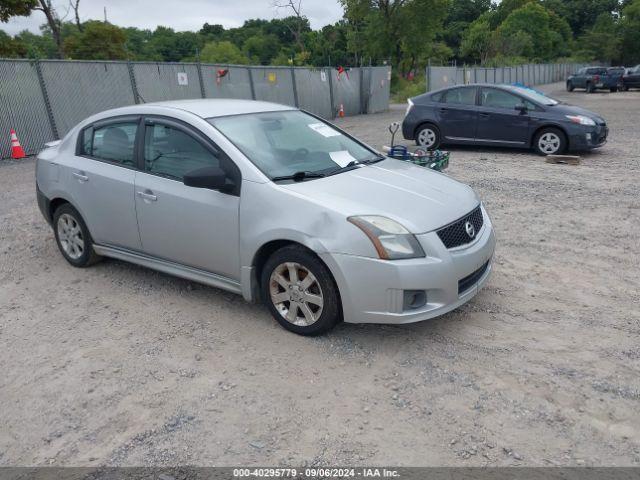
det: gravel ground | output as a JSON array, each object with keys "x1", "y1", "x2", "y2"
[{"x1": 1, "y1": 82, "x2": 639, "y2": 467}]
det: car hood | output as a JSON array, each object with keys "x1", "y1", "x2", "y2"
[
  {"x1": 551, "y1": 104, "x2": 606, "y2": 124},
  {"x1": 281, "y1": 159, "x2": 480, "y2": 234}
]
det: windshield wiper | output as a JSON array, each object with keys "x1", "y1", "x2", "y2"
[
  {"x1": 271, "y1": 171, "x2": 326, "y2": 182},
  {"x1": 360, "y1": 153, "x2": 386, "y2": 164}
]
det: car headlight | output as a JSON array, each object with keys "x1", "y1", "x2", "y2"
[
  {"x1": 405, "y1": 98, "x2": 414, "y2": 116},
  {"x1": 566, "y1": 114, "x2": 595, "y2": 126},
  {"x1": 348, "y1": 215, "x2": 425, "y2": 260}
]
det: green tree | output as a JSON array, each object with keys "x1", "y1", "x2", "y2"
[
  {"x1": 243, "y1": 34, "x2": 281, "y2": 64},
  {"x1": 542, "y1": 0, "x2": 621, "y2": 35},
  {"x1": 63, "y1": 21, "x2": 127, "y2": 60},
  {"x1": 495, "y1": 2, "x2": 568, "y2": 60},
  {"x1": 460, "y1": 13, "x2": 493, "y2": 63},
  {"x1": 14, "y1": 28, "x2": 57, "y2": 57},
  {"x1": 620, "y1": 0, "x2": 640, "y2": 64},
  {"x1": 576, "y1": 13, "x2": 620, "y2": 62},
  {"x1": 0, "y1": 29, "x2": 27, "y2": 57},
  {"x1": 0, "y1": 0, "x2": 37, "y2": 22},
  {"x1": 200, "y1": 40, "x2": 248, "y2": 64}
]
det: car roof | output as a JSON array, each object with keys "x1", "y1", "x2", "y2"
[{"x1": 132, "y1": 98, "x2": 295, "y2": 119}]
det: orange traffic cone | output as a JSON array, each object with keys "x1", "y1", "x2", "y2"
[
  {"x1": 338, "y1": 104, "x2": 345, "y2": 118},
  {"x1": 10, "y1": 129, "x2": 25, "y2": 159}
]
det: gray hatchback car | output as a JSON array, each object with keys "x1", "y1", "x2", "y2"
[
  {"x1": 36, "y1": 99, "x2": 495, "y2": 335},
  {"x1": 402, "y1": 84, "x2": 607, "y2": 155}
]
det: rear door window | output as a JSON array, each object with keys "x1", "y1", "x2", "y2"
[
  {"x1": 443, "y1": 87, "x2": 477, "y2": 106},
  {"x1": 83, "y1": 122, "x2": 138, "y2": 167}
]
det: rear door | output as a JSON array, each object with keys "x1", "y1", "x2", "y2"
[
  {"x1": 68, "y1": 116, "x2": 142, "y2": 250},
  {"x1": 134, "y1": 117, "x2": 241, "y2": 280},
  {"x1": 475, "y1": 88, "x2": 533, "y2": 145},
  {"x1": 436, "y1": 86, "x2": 479, "y2": 142}
]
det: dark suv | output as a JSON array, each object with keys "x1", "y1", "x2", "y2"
[
  {"x1": 402, "y1": 84, "x2": 608, "y2": 155},
  {"x1": 622, "y1": 65, "x2": 640, "y2": 90}
]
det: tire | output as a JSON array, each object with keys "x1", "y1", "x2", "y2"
[
  {"x1": 261, "y1": 245, "x2": 341, "y2": 335},
  {"x1": 53, "y1": 203, "x2": 102, "y2": 268},
  {"x1": 415, "y1": 124, "x2": 441, "y2": 150},
  {"x1": 533, "y1": 127, "x2": 567, "y2": 156},
  {"x1": 610, "y1": 87, "x2": 618, "y2": 93},
  {"x1": 586, "y1": 82, "x2": 595, "y2": 93},
  {"x1": 566, "y1": 81, "x2": 574, "y2": 92}
]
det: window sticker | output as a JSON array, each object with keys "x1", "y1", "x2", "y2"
[
  {"x1": 307, "y1": 122, "x2": 341, "y2": 138},
  {"x1": 329, "y1": 150, "x2": 356, "y2": 167}
]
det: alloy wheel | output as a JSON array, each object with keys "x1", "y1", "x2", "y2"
[
  {"x1": 57, "y1": 213, "x2": 85, "y2": 260},
  {"x1": 538, "y1": 132, "x2": 561, "y2": 155},
  {"x1": 269, "y1": 262, "x2": 324, "y2": 326},
  {"x1": 417, "y1": 128, "x2": 436, "y2": 148}
]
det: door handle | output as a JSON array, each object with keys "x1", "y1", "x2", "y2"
[
  {"x1": 439, "y1": 107, "x2": 448, "y2": 112},
  {"x1": 137, "y1": 191, "x2": 157, "y2": 202},
  {"x1": 479, "y1": 112, "x2": 490, "y2": 117},
  {"x1": 72, "y1": 172, "x2": 89, "y2": 182}
]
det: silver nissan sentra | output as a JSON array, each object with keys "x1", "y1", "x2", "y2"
[{"x1": 35, "y1": 99, "x2": 495, "y2": 335}]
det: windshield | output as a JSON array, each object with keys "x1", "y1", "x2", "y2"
[
  {"x1": 209, "y1": 110, "x2": 379, "y2": 180},
  {"x1": 510, "y1": 86, "x2": 559, "y2": 106}
]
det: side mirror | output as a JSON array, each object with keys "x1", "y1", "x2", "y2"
[
  {"x1": 515, "y1": 103, "x2": 528, "y2": 114},
  {"x1": 183, "y1": 166, "x2": 230, "y2": 191}
]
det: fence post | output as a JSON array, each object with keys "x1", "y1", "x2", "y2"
[
  {"x1": 34, "y1": 60, "x2": 59, "y2": 140},
  {"x1": 327, "y1": 67, "x2": 335, "y2": 118},
  {"x1": 290, "y1": 66, "x2": 299, "y2": 107},
  {"x1": 247, "y1": 67, "x2": 256, "y2": 100},
  {"x1": 126, "y1": 60, "x2": 140, "y2": 104},
  {"x1": 196, "y1": 61, "x2": 206, "y2": 98},
  {"x1": 427, "y1": 58, "x2": 431, "y2": 92}
]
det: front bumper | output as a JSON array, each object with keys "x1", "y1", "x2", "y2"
[
  {"x1": 321, "y1": 206, "x2": 496, "y2": 324},
  {"x1": 568, "y1": 124, "x2": 608, "y2": 150}
]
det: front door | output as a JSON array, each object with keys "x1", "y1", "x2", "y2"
[
  {"x1": 475, "y1": 88, "x2": 532, "y2": 146},
  {"x1": 437, "y1": 86, "x2": 479, "y2": 142},
  {"x1": 134, "y1": 118, "x2": 241, "y2": 280},
  {"x1": 68, "y1": 117, "x2": 142, "y2": 250}
]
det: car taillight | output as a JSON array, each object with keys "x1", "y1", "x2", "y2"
[{"x1": 405, "y1": 99, "x2": 414, "y2": 116}]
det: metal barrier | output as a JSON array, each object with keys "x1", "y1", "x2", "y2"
[
  {"x1": 426, "y1": 62, "x2": 590, "y2": 92},
  {"x1": 0, "y1": 60, "x2": 54, "y2": 159},
  {"x1": 0, "y1": 59, "x2": 391, "y2": 159}
]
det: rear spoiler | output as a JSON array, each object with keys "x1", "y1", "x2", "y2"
[{"x1": 44, "y1": 140, "x2": 61, "y2": 148}]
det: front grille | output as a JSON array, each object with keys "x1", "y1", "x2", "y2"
[
  {"x1": 458, "y1": 261, "x2": 489, "y2": 295},
  {"x1": 436, "y1": 205, "x2": 484, "y2": 249}
]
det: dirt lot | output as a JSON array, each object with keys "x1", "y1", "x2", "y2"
[{"x1": 1, "y1": 82, "x2": 639, "y2": 467}]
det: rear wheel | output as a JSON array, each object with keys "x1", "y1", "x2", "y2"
[
  {"x1": 533, "y1": 128, "x2": 566, "y2": 156},
  {"x1": 566, "y1": 81, "x2": 574, "y2": 92},
  {"x1": 415, "y1": 124, "x2": 440, "y2": 150},
  {"x1": 261, "y1": 245, "x2": 341, "y2": 335},
  {"x1": 53, "y1": 203, "x2": 102, "y2": 267}
]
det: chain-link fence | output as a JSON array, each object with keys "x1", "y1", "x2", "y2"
[
  {"x1": 426, "y1": 62, "x2": 591, "y2": 92},
  {"x1": 0, "y1": 58, "x2": 391, "y2": 159}
]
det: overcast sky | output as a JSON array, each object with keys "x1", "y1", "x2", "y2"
[{"x1": 2, "y1": 0, "x2": 345, "y2": 35}]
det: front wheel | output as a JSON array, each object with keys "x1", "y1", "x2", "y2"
[
  {"x1": 566, "y1": 81, "x2": 574, "y2": 92},
  {"x1": 415, "y1": 124, "x2": 441, "y2": 150},
  {"x1": 534, "y1": 128, "x2": 567, "y2": 156},
  {"x1": 261, "y1": 245, "x2": 341, "y2": 335}
]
